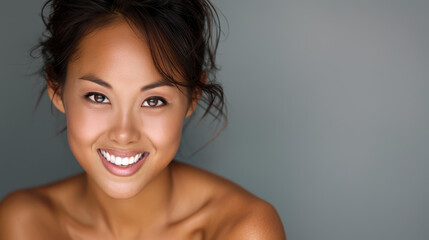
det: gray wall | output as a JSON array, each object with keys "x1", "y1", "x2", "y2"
[{"x1": 1, "y1": 0, "x2": 428, "y2": 239}]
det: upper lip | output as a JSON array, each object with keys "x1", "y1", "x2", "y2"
[{"x1": 98, "y1": 148, "x2": 146, "y2": 158}]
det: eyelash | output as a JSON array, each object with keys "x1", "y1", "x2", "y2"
[{"x1": 84, "y1": 92, "x2": 168, "y2": 108}]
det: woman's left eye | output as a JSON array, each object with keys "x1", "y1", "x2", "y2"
[{"x1": 142, "y1": 97, "x2": 167, "y2": 108}]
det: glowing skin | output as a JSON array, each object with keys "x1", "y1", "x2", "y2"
[
  {"x1": 0, "y1": 19, "x2": 286, "y2": 240},
  {"x1": 49, "y1": 21, "x2": 196, "y2": 199}
]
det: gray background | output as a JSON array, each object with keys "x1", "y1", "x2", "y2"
[{"x1": 1, "y1": 0, "x2": 428, "y2": 239}]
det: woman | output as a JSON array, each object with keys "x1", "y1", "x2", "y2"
[{"x1": 0, "y1": 0, "x2": 286, "y2": 239}]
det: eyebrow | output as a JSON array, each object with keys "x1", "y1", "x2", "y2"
[{"x1": 79, "y1": 74, "x2": 173, "y2": 91}]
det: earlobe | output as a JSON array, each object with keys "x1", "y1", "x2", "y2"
[
  {"x1": 47, "y1": 85, "x2": 66, "y2": 114},
  {"x1": 185, "y1": 72, "x2": 206, "y2": 118},
  {"x1": 185, "y1": 98, "x2": 198, "y2": 118}
]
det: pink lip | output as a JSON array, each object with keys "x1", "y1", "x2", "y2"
[{"x1": 97, "y1": 150, "x2": 148, "y2": 177}]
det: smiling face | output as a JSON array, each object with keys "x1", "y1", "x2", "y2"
[{"x1": 48, "y1": 20, "x2": 197, "y2": 199}]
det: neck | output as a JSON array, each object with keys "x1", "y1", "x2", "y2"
[{"x1": 83, "y1": 164, "x2": 174, "y2": 237}]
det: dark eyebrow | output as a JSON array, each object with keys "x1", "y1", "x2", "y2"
[{"x1": 79, "y1": 74, "x2": 174, "y2": 91}]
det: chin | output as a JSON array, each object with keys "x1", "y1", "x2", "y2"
[
  {"x1": 108, "y1": 191, "x2": 140, "y2": 200},
  {"x1": 98, "y1": 179, "x2": 145, "y2": 200}
]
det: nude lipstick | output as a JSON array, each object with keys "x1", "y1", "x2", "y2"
[{"x1": 97, "y1": 149, "x2": 149, "y2": 177}]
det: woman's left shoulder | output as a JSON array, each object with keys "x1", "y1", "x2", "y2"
[
  {"x1": 171, "y1": 161, "x2": 286, "y2": 239},
  {"x1": 218, "y1": 199, "x2": 287, "y2": 240}
]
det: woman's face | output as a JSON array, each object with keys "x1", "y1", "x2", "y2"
[{"x1": 49, "y1": 21, "x2": 195, "y2": 199}]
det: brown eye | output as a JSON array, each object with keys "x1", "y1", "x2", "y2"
[
  {"x1": 86, "y1": 93, "x2": 110, "y2": 104},
  {"x1": 142, "y1": 97, "x2": 167, "y2": 108}
]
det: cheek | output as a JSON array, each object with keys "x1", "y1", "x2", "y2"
[
  {"x1": 142, "y1": 108, "x2": 185, "y2": 151},
  {"x1": 66, "y1": 105, "x2": 109, "y2": 159}
]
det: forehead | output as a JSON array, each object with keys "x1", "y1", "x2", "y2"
[{"x1": 67, "y1": 20, "x2": 161, "y2": 84}]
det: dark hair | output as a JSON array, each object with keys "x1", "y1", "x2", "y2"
[{"x1": 33, "y1": 0, "x2": 227, "y2": 148}]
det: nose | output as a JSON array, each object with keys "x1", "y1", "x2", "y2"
[{"x1": 108, "y1": 109, "x2": 141, "y2": 146}]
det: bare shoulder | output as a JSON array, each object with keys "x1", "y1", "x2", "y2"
[
  {"x1": 0, "y1": 175, "x2": 84, "y2": 239},
  {"x1": 222, "y1": 200, "x2": 286, "y2": 240},
  {"x1": 171, "y1": 161, "x2": 286, "y2": 239},
  {"x1": 0, "y1": 189, "x2": 61, "y2": 239}
]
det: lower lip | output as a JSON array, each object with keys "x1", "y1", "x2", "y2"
[{"x1": 98, "y1": 150, "x2": 148, "y2": 177}]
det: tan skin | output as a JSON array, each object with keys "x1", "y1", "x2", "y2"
[{"x1": 0, "y1": 20, "x2": 286, "y2": 240}]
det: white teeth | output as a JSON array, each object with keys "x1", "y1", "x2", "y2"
[
  {"x1": 115, "y1": 157, "x2": 122, "y2": 165},
  {"x1": 122, "y1": 157, "x2": 129, "y2": 165},
  {"x1": 100, "y1": 150, "x2": 145, "y2": 167}
]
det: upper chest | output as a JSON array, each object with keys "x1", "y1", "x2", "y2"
[{"x1": 57, "y1": 203, "x2": 232, "y2": 240}]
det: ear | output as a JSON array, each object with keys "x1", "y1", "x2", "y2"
[
  {"x1": 185, "y1": 72, "x2": 207, "y2": 118},
  {"x1": 47, "y1": 79, "x2": 66, "y2": 114}
]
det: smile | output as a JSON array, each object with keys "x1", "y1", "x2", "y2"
[
  {"x1": 99, "y1": 149, "x2": 145, "y2": 167},
  {"x1": 97, "y1": 149, "x2": 149, "y2": 177}
]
